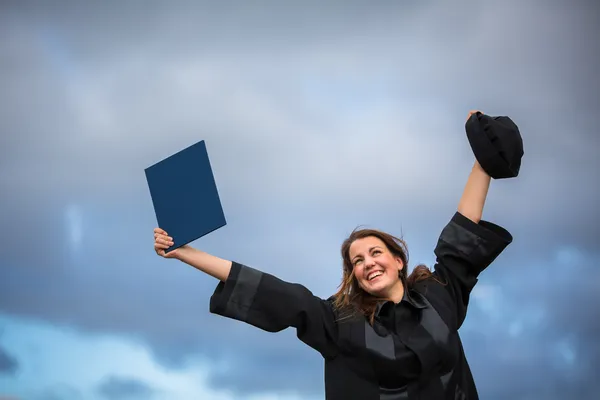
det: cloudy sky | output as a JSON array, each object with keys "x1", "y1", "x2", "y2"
[{"x1": 1, "y1": 1, "x2": 599, "y2": 399}]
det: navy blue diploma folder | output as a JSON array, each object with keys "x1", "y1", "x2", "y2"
[{"x1": 145, "y1": 140, "x2": 226, "y2": 253}]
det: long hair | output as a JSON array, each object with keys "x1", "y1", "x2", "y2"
[{"x1": 333, "y1": 228, "x2": 435, "y2": 324}]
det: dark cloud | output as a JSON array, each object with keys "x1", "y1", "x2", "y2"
[
  {"x1": 0, "y1": 344, "x2": 18, "y2": 375},
  {"x1": 460, "y1": 248, "x2": 600, "y2": 400},
  {"x1": 0, "y1": 0, "x2": 599, "y2": 398},
  {"x1": 97, "y1": 376, "x2": 159, "y2": 400},
  {"x1": 1, "y1": 0, "x2": 597, "y2": 250}
]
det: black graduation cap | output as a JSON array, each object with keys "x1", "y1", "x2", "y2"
[
  {"x1": 465, "y1": 112, "x2": 524, "y2": 179},
  {"x1": 145, "y1": 140, "x2": 226, "y2": 253}
]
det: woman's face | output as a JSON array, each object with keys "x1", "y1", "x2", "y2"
[{"x1": 348, "y1": 236, "x2": 404, "y2": 298}]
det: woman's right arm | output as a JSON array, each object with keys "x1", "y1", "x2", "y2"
[
  {"x1": 154, "y1": 228, "x2": 231, "y2": 281},
  {"x1": 175, "y1": 246, "x2": 232, "y2": 282},
  {"x1": 153, "y1": 228, "x2": 340, "y2": 359}
]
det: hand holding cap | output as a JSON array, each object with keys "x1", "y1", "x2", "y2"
[{"x1": 465, "y1": 111, "x2": 524, "y2": 179}]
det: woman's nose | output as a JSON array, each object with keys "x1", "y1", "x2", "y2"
[{"x1": 365, "y1": 257, "x2": 376, "y2": 268}]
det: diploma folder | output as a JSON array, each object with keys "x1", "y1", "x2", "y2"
[{"x1": 145, "y1": 140, "x2": 226, "y2": 253}]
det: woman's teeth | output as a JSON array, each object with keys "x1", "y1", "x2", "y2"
[{"x1": 368, "y1": 271, "x2": 383, "y2": 281}]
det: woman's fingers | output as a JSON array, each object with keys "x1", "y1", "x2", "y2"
[
  {"x1": 154, "y1": 235, "x2": 171, "y2": 242},
  {"x1": 153, "y1": 228, "x2": 177, "y2": 258},
  {"x1": 153, "y1": 228, "x2": 174, "y2": 253},
  {"x1": 153, "y1": 230, "x2": 174, "y2": 244},
  {"x1": 155, "y1": 238, "x2": 174, "y2": 247},
  {"x1": 466, "y1": 110, "x2": 483, "y2": 122}
]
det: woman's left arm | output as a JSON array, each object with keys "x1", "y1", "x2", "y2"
[
  {"x1": 430, "y1": 110, "x2": 513, "y2": 329},
  {"x1": 457, "y1": 160, "x2": 490, "y2": 224},
  {"x1": 457, "y1": 110, "x2": 491, "y2": 223}
]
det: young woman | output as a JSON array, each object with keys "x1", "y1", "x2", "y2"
[{"x1": 153, "y1": 110, "x2": 514, "y2": 399}]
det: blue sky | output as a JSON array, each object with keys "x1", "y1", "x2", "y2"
[{"x1": 1, "y1": 1, "x2": 599, "y2": 399}]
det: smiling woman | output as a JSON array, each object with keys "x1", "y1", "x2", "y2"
[
  {"x1": 152, "y1": 110, "x2": 519, "y2": 400},
  {"x1": 334, "y1": 227, "x2": 437, "y2": 324}
]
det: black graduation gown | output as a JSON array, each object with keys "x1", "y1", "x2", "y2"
[{"x1": 210, "y1": 211, "x2": 513, "y2": 399}]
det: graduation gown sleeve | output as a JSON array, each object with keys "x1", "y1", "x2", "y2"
[
  {"x1": 209, "y1": 261, "x2": 339, "y2": 359},
  {"x1": 433, "y1": 211, "x2": 513, "y2": 329}
]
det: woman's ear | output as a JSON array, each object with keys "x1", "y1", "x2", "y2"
[{"x1": 395, "y1": 257, "x2": 404, "y2": 270}]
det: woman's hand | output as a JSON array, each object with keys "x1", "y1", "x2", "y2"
[
  {"x1": 466, "y1": 110, "x2": 482, "y2": 122},
  {"x1": 154, "y1": 228, "x2": 184, "y2": 259},
  {"x1": 465, "y1": 110, "x2": 485, "y2": 171}
]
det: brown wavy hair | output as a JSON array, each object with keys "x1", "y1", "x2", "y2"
[{"x1": 333, "y1": 228, "x2": 435, "y2": 324}]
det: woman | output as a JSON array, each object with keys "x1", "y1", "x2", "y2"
[{"x1": 153, "y1": 110, "x2": 513, "y2": 399}]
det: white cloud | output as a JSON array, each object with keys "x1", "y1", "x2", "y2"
[{"x1": 0, "y1": 314, "x2": 318, "y2": 400}]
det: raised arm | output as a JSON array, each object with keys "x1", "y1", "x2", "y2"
[
  {"x1": 152, "y1": 228, "x2": 340, "y2": 359},
  {"x1": 427, "y1": 110, "x2": 513, "y2": 329},
  {"x1": 457, "y1": 110, "x2": 492, "y2": 224},
  {"x1": 457, "y1": 160, "x2": 490, "y2": 223}
]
